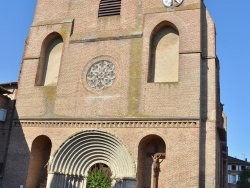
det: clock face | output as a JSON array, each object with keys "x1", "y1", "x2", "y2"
[{"x1": 162, "y1": 0, "x2": 183, "y2": 7}]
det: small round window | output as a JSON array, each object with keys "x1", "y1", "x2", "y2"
[{"x1": 86, "y1": 60, "x2": 116, "y2": 91}]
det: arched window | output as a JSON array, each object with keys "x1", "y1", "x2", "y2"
[
  {"x1": 149, "y1": 24, "x2": 179, "y2": 83},
  {"x1": 26, "y1": 135, "x2": 52, "y2": 188},
  {"x1": 36, "y1": 33, "x2": 63, "y2": 86},
  {"x1": 98, "y1": 0, "x2": 121, "y2": 17}
]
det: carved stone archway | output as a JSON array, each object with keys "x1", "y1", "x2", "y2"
[{"x1": 47, "y1": 130, "x2": 136, "y2": 188}]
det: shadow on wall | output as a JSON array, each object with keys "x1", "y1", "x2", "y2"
[
  {"x1": 199, "y1": 4, "x2": 208, "y2": 188},
  {"x1": 2, "y1": 115, "x2": 52, "y2": 188},
  {"x1": 2, "y1": 109, "x2": 30, "y2": 188},
  {"x1": 25, "y1": 136, "x2": 52, "y2": 188}
]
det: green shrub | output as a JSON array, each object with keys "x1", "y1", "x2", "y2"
[
  {"x1": 237, "y1": 169, "x2": 250, "y2": 188},
  {"x1": 87, "y1": 168, "x2": 112, "y2": 188}
]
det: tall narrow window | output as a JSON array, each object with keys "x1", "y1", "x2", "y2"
[
  {"x1": 149, "y1": 25, "x2": 179, "y2": 82},
  {"x1": 36, "y1": 33, "x2": 63, "y2": 86},
  {"x1": 98, "y1": 0, "x2": 121, "y2": 17}
]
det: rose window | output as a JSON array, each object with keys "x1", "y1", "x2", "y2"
[{"x1": 86, "y1": 60, "x2": 116, "y2": 91}]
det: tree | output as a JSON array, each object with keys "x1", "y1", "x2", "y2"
[
  {"x1": 237, "y1": 169, "x2": 250, "y2": 188},
  {"x1": 87, "y1": 168, "x2": 112, "y2": 188}
]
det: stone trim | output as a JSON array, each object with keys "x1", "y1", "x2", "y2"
[
  {"x1": 13, "y1": 120, "x2": 199, "y2": 128},
  {"x1": 31, "y1": 19, "x2": 74, "y2": 27},
  {"x1": 70, "y1": 32, "x2": 143, "y2": 43}
]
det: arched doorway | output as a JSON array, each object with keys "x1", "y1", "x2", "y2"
[
  {"x1": 137, "y1": 135, "x2": 166, "y2": 188},
  {"x1": 26, "y1": 135, "x2": 52, "y2": 188},
  {"x1": 47, "y1": 130, "x2": 136, "y2": 188}
]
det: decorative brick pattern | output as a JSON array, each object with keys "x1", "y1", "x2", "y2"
[{"x1": 14, "y1": 120, "x2": 198, "y2": 128}]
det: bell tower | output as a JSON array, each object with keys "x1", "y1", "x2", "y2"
[{"x1": 3, "y1": 0, "x2": 227, "y2": 187}]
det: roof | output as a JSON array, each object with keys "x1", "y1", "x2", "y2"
[
  {"x1": 0, "y1": 82, "x2": 17, "y2": 95},
  {"x1": 0, "y1": 86, "x2": 11, "y2": 95},
  {"x1": 0, "y1": 82, "x2": 18, "y2": 88},
  {"x1": 228, "y1": 156, "x2": 250, "y2": 165}
]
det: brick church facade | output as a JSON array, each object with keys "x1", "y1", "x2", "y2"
[{"x1": 2, "y1": 0, "x2": 227, "y2": 187}]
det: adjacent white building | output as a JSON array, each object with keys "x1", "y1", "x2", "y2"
[{"x1": 228, "y1": 156, "x2": 250, "y2": 187}]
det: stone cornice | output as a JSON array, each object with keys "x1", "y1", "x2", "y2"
[{"x1": 13, "y1": 120, "x2": 199, "y2": 128}]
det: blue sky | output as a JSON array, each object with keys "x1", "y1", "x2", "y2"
[
  {"x1": 0, "y1": 1, "x2": 249, "y2": 161},
  {"x1": 204, "y1": 0, "x2": 250, "y2": 161}
]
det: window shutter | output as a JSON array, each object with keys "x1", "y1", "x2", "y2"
[
  {"x1": 0, "y1": 109, "x2": 7, "y2": 122},
  {"x1": 98, "y1": 0, "x2": 121, "y2": 17}
]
